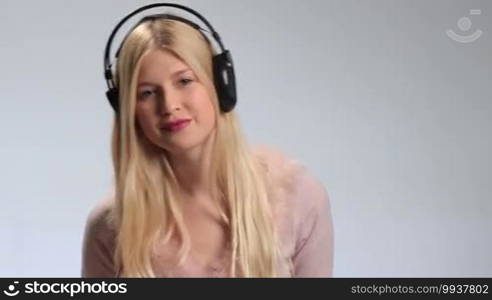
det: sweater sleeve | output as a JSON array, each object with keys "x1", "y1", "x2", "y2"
[
  {"x1": 291, "y1": 170, "x2": 335, "y2": 277},
  {"x1": 81, "y1": 198, "x2": 117, "y2": 277}
]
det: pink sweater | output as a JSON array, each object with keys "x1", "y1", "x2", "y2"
[{"x1": 81, "y1": 145, "x2": 334, "y2": 277}]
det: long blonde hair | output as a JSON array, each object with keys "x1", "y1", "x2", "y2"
[{"x1": 108, "y1": 17, "x2": 285, "y2": 277}]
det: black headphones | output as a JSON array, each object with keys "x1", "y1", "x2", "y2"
[{"x1": 103, "y1": 3, "x2": 237, "y2": 114}]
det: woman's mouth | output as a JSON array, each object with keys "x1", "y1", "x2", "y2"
[{"x1": 162, "y1": 119, "x2": 191, "y2": 133}]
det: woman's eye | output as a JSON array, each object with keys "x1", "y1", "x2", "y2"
[
  {"x1": 138, "y1": 90, "x2": 155, "y2": 100},
  {"x1": 179, "y1": 78, "x2": 193, "y2": 86}
]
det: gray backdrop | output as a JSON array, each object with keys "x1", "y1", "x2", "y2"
[{"x1": 0, "y1": 0, "x2": 490, "y2": 277}]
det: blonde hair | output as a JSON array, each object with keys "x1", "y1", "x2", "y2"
[{"x1": 108, "y1": 17, "x2": 286, "y2": 277}]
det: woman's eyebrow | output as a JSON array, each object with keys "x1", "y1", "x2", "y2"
[
  {"x1": 137, "y1": 68, "x2": 193, "y2": 87},
  {"x1": 172, "y1": 68, "x2": 192, "y2": 76},
  {"x1": 137, "y1": 82, "x2": 157, "y2": 88}
]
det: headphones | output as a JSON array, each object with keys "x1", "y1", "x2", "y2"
[{"x1": 103, "y1": 3, "x2": 237, "y2": 114}]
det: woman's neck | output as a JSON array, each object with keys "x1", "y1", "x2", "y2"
[{"x1": 168, "y1": 132, "x2": 215, "y2": 200}]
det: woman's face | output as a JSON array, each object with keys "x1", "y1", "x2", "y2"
[{"x1": 135, "y1": 49, "x2": 216, "y2": 154}]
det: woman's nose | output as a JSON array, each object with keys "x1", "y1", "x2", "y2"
[{"x1": 158, "y1": 88, "x2": 181, "y2": 116}]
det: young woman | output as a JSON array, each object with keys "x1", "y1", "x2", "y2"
[{"x1": 81, "y1": 4, "x2": 334, "y2": 278}]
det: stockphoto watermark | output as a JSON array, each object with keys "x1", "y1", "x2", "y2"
[
  {"x1": 2, "y1": 280, "x2": 127, "y2": 297},
  {"x1": 446, "y1": 9, "x2": 484, "y2": 43}
]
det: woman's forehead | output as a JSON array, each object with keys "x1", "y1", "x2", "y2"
[{"x1": 138, "y1": 49, "x2": 192, "y2": 82}]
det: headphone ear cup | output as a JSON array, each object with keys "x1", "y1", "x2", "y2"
[
  {"x1": 106, "y1": 88, "x2": 120, "y2": 112},
  {"x1": 213, "y1": 50, "x2": 236, "y2": 113}
]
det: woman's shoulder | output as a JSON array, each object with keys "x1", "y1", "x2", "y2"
[
  {"x1": 251, "y1": 144, "x2": 334, "y2": 275},
  {"x1": 251, "y1": 144, "x2": 304, "y2": 184},
  {"x1": 251, "y1": 144, "x2": 329, "y2": 213},
  {"x1": 81, "y1": 193, "x2": 117, "y2": 277},
  {"x1": 84, "y1": 193, "x2": 117, "y2": 239}
]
